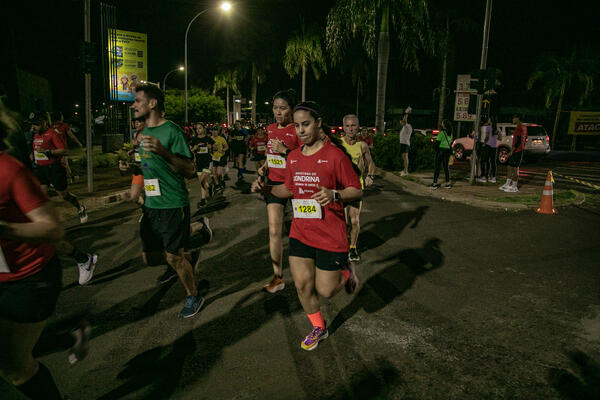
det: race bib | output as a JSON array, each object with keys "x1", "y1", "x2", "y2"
[
  {"x1": 234, "y1": 136, "x2": 244, "y2": 141},
  {"x1": 0, "y1": 247, "x2": 9, "y2": 273},
  {"x1": 34, "y1": 151, "x2": 49, "y2": 161},
  {"x1": 197, "y1": 146, "x2": 209, "y2": 154},
  {"x1": 144, "y1": 178, "x2": 161, "y2": 197},
  {"x1": 291, "y1": 199, "x2": 322, "y2": 219},
  {"x1": 134, "y1": 152, "x2": 141, "y2": 162},
  {"x1": 267, "y1": 154, "x2": 286, "y2": 169},
  {"x1": 257, "y1": 145, "x2": 266, "y2": 152}
]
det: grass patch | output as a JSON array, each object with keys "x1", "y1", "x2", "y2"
[{"x1": 491, "y1": 190, "x2": 580, "y2": 206}]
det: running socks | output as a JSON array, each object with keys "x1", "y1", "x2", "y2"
[
  {"x1": 70, "y1": 247, "x2": 89, "y2": 264},
  {"x1": 237, "y1": 167, "x2": 244, "y2": 178},
  {"x1": 62, "y1": 192, "x2": 81, "y2": 209},
  {"x1": 15, "y1": 363, "x2": 62, "y2": 400},
  {"x1": 340, "y1": 269, "x2": 351, "y2": 282},
  {"x1": 307, "y1": 310, "x2": 326, "y2": 329}
]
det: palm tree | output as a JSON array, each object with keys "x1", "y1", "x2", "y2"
[
  {"x1": 213, "y1": 67, "x2": 245, "y2": 126},
  {"x1": 283, "y1": 24, "x2": 327, "y2": 102},
  {"x1": 527, "y1": 50, "x2": 597, "y2": 148},
  {"x1": 327, "y1": 0, "x2": 432, "y2": 135},
  {"x1": 251, "y1": 62, "x2": 269, "y2": 123}
]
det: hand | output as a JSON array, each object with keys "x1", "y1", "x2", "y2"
[
  {"x1": 257, "y1": 163, "x2": 268, "y2": 177},
  {"x1": 311, "y1": 186, "x2": 334, "y2": 206},
  {"x1": 365, "y1": 176, "x2": 374, "y2": 187},
  {"x1": 34, "y1": 146, "x2": 44, "y2": 153},
  {"x1": 142, "y1": 136, "x2": 167, "y2": 157},
  {"x1": 118, "y1": 160, "x2": 129, "y2": 172},
  {"x1": 251, "y1": 176, "x2": 267, "y2": 193},
  {"x1": 271, "y1": 139, "x2": 287, "y2": 154}
]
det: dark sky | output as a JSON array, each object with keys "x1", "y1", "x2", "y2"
[{"x1": 3, "y1": 0, "x2": 599, "y2": 124}]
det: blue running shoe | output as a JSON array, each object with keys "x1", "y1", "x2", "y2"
[{"x1": 179, "y1": 295, "x2": 205, "y2": 318}]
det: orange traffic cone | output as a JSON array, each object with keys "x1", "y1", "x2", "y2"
[{"x1": 536, "y1": 171, "x2": 558, "y2": 215}]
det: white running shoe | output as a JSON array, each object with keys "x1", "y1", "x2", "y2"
[
  {"x1": 78, "y1": 205, "x2": 88, "y2": 224},
  {"x1": 477, "y1": 177, "x2": 487, "y2": 183},
  {"x1": 489, "y1": 177, "x2": 496, "y2": 183},
  {"x1": 78, "y1": 254, "x2": 98, "y2": 285},
  {"x1": 504, "y1": 185, "x2": 519, "y2": 193}
]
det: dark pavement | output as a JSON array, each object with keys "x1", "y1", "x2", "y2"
[{"x1": 4, "y1": 169, "x2": 600, "y2": 399}]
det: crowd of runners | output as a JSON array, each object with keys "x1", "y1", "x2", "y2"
[{"x1": 0, "y1": 85, "x2": 378, "y2": 398}]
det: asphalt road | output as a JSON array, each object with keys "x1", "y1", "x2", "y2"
[{"x1": 4, "y1": 172, "x2": 600, "y2": 399}]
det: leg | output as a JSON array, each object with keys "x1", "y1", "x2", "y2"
[
  {"x1": 433, "y1": 150, "x2": 441, "y2": 184},
  {"x1": 130, "y1": 184, "x2": 144, "y2": 204},
  {"x1": 267, "y1": 203, "x2": 285, "y2": 277},
  {"x1": 165, "y1": 249, "x2": 197, "y2": 297},
  {"x1": 289, "y1": 256, "x2": 319, "y2": 314},
  {"x1": 442, "y1": 150, "x2": 451, "y2": 183},
  {"x1": 402, "y1": 152, "x2": 409, "y2": 173},
  {"x1": 57, "y1": 190, "x2": 81, "y2": 210},
  {"x1": 348, "y1": 203, "x2": 361, "y2": 248},
  {"x1": 315, "y1": 269, "x2": 347, "y2": 300},
  {"x1": 490, "y1": 148, "x2": 497, "y2": 178},
  {"x1": 0, "y1": 319, "x2": 46, "y2": 386}
]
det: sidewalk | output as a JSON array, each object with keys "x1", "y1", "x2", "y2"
[{"x1": 378, "y1": 168, "x2": 585, "y2": 212}]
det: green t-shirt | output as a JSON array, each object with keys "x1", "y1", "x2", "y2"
[
  {"x1": 139, "y1": 120, "x2": 192, "y2": 209},
  {"x1": 436, "y1": 130, "x2": 453, "y2": 149}
]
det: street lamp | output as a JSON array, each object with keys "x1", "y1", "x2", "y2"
[
  {"x1": 184, "y1": 1, "x2": 232, "y2": 123},
  {"x1": 163, "y1": 66, "x2": 184, "y2": 92}
]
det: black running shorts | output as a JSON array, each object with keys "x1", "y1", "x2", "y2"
[
  {"x1": 0, "y1": 255, "x2": 62, "y2": 323},
  {"x1": 212, "y1": 157, "x2": 227, "y2": 167},
  {"x1": 140, "y1": 206, "x2": 191, "y2": 254},
  {"x1": 35, "y1": 163, "x2": 68, "y2": 191},
  {"x1": 400, "y1": 143, "x2": 410, "y2": 154},
  {"x1": 289, "y1": 237, "x2": 348, "y2": 271},
  {"x1": 264, "y1": 178, "x2": 288, "y2": 206},
  {"x1": 507, "y1": 151, "x2": 524, "y2": 167}
]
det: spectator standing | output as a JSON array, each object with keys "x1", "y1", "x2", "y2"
[
  {"x1": 476, "y1": 120, "x2": 489, "y2": 180},
  {"x1": 398, "y1": 108, "x2": 413, "y2": 176},
  {"x1": 500, "y1": 115, "x2": 527, "y2": 192},
  {"x1": 479, "y1": 118, "x2": 498, "y2": 183},
  {"x1": 430, "y1": 119, "x2": 453, "y2": 189}
]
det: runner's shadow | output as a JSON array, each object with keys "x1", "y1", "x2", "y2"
[
  {"x1": 325, "y1": 358, "x2": 401, "y2": 400},
  {"x1": 357, "y1": 206, "x2": 428, "y2": 253},
  {"x1": 548, "y1": 350, "x2": 600, "y2": 399},
  {"x1": 329, "y1": 238, "x2": 443, "y2": 334}
]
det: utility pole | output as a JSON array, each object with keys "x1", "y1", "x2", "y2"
[
  {"x1": 470, "y1": 0, "x2": 493, "y2": 184},
  {"x1": 84, "y1": 0, "x2": 93, "y2": 192}
]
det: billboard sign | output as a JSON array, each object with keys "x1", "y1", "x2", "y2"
[
  {"x1": 568, "y1": 111, "x2": 600, "y2": 135},
  {"x1": 454, "y1": 74, "x2": 476, "y2": 122},
  {"x1": 108, "y1": 29, "x2": 147, "y2": 101}
]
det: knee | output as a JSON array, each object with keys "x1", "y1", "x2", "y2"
[
  {"x1": 268, "y1": 224, "x2": 282, "y2": 239},
  {"x1": 165, "y1": 253, "x2": 183, "y2": 268},
  {"x1": 316, "y1": 285, "x2": 335, "y2": 299},
  {"x1": 350, "y1": 216, "x2": 360, "y2": 228},
  {"x1": 294, "y1": 279, "x2": 313, "y2": 297}
]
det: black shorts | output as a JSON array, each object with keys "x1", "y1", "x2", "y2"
[
  {"x1": 212, "y1": 157, "x2": 227, "y2": 167},
  {"x1": 507, "y1": 152, "x2": 524, "y2": 167},
  {"x1": 35, "y1": 163, "x2": 68, "y2": 191},
  {"x1": 232, "y1": 145, "x2": 247, "y2": 156},
  {"x1": 400, "y1": 143, "x2": 410, "y2": 153},
  {"x1": 140, "y1": 206, "x2": 191, "y2": 254},
  {"x1": 289, "y1": 237, "x2": 348, "y2": 271},
  {"x1": 251, "y1": 153, "x2": 266, "y2": 161},
  {"x1": 264, "y1": 179, "x2": 288, "y2": 206},
  {"x1": 0, "y1": 255, "x2": 62, "y2": 323},
  {"x1": 195, "y1": 157, "x2": 211, "y2": 173}
]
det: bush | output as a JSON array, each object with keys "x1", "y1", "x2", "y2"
[
  {"x1": 372, "y1": 131, "x2": 437, "y2": 172},
  {"x1": 71, "y1": 152, "x2": 121, "y2": 168}
]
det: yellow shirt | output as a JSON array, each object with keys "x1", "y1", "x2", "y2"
[
  {"x1": 342, "y1": 138, "x2": 365, "y2": 188},
  {"x1": 211, "y1": 135, "x2": 228, "y2": 160}
]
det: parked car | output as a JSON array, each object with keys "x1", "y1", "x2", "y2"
[{"x1": 452, "y1": 123, "x2": 551, "y2": 164}]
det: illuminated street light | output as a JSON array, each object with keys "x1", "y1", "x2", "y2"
[
  {"x1": 185, "y1": 2, "x2": 233, "y2": 123},
  {"x1": 163, "y1": 66, "x2": 185, "y2": 91},
  {"x1": 74, "y1": 104, "x2": 79, "y2": 108},
  {"x1": 264, "y1": 101, "x2": 269, "y2": 105}
]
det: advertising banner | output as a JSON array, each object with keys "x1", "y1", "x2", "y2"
[
  {"x1": 568, "y1": 111, "x2": 600, "y2": 135},
  {"x1": 454, "y1": 74, "x2": 476, "y2": 122},
  {"x1": 108, "y1": 29, "x2": 147, "y2": 101}
]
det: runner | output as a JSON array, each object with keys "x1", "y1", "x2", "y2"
[
  {"x1": 259, "y1": 89, "x2": 301, "y2": 293},
  {"x1": 0, "y1": 104, "x2": 64, "y2": 399},
  {"x1": 51, "y1": 111, "x2": 83, "y2": 184},
  {"x1": 230, "y1": 120, "x2": 249, "y2": 183},
  {"x1": 30, "y1": 112, "x2": 88, "y2": 224},
  {"x1": 210, "y1": 126, "x2": 229, "y2": 192},
  {"x1": 132, "y1": 84, "x2": 207, "y2": 318},
  {"x1": 190, "y1": 123, "x2": 214, "y2": 208},
  {"x1": 341, "y1": 114, "x2": 375, "y2": 262},
  {"x1": 250, "y1": 125, "x2": 267, "y2": 172},
  {"x1": 119, "y1": 118, "x2": 145, "y2": 205},
  {"x1": 252, "y1": 101, "x2": 362, "y2": 351}
]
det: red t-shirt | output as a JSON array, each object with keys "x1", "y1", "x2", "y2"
[
  {"x1": 251, "y1": 133, "x2": 268, "y2": 155},
  {"x1": 33, "y1": 128, "x2": 66, "y2": 166},
  {"x1": 267, "y1": 122, "x2": 301, "y2": 182},
  {"x1": 512, "y1": 124, "x2": 528, "y2": 153},
  {"x1": 0, "y1": 153, "x2": 56, "y2": 283},
  {"x1": 284, "y1": 142, "x2": 362, "y2": 252},
  {"x1": 52, "y1": 121, "x2": 70, "y2": 146}
]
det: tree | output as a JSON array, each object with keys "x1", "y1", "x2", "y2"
[
  {"x1": 165, "y1": 88, "x2": 226, "y2": 125},
  {"x1": 283, "y1": 24, "x2": 327, "y2": 102},
  {"x1": 213, "y1": 67, "x2": 245, "y2": 126},
  {"x1": 527, "y1": 50, "x2": 597, "y2": 148},
  {"x1": 337, "y1": 43, "x2": 373, "y2": 117},
  {"x1": 251, "y1": 62, "x2": 269, "y2": 123},
  {"x1": 327, "y1": 0, "x2": 432, "y2": 135}
]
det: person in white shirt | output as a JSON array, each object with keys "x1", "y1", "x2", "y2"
[{"x1": 398, "y1": 111, "x2": 413, "y2": 176}]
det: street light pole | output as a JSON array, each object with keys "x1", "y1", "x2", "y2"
[
  {"x1": 469, "y1": 0, "x2": 493, "y2": 184},
  {"x1": 84, "y1": 0, "x2": 93, "y2": 192},
  {"x1": 163, "y1": 67, "x2": 184, "y2": 92}
]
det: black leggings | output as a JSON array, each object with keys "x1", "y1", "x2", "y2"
[
  {"x1": 433, "y1": 148, "x2": 451, "y2": 183},
  {"x1": 481, "y1": 145, "x2": 497, "y2": 178}
]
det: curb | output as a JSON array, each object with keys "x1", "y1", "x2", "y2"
[
  {"x1": 378, "y1": 169, "x2": 529, "y2": 212},
  {"x1": 53, "y1": 188, "x2": 132, "y2": 222}
]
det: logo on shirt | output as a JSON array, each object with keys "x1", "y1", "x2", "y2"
[
  {"x1": 285, "y1": 133, "x2": 294, "y2": 137},
  {"x1": 298, "y1": 187, "x2": 305, "y2": 194},
  {"x1": 317, "y1": 159, "x2": 328, "y2": 164},
  {"x1": 290, "y1": 159, "x2": 298, "y2": 164}
]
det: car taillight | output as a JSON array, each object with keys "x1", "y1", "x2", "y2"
[
  {"x1": 430, "y1": 138, "x2": 434, "y2": 142},
  {"x1": 330, "y1": 129, "x2": 335, "y2": 133},
  {"x1": 546, "y1": 136, "x2": 550, "y2": 142},
  {"x1": 433, "y1": 130, "x2": 439, "y2": 135}
]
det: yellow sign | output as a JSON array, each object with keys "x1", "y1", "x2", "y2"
[
  {"x1": 108, "y1": 29, "x2": 147, "y2": 101},
  {"x1": 568, "y1": 111, "x2": 600, "y2": 135}
]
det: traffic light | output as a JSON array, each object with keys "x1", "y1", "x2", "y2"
[{"x1": 470, "y1": 69, "x2": 485, "y2": 94}]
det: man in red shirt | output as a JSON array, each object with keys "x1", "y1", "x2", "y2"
[
  {"x1": 501, "y1": 114, "x2": 528, "y2": 193},
  {"x1": 30, "y1": 113, "x2": 88, "y2": 223},
  {"x1": 52, "y1": 112, "x2": 82, "y2": 184}
]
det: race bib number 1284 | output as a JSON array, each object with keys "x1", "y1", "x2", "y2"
[{"x1": 291, "y1": 199, "x2": 322, "y2": 219}]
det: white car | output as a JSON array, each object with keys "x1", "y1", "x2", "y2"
[{"x1": 452, "y1": 123, "x2": 551, "y2": 164}]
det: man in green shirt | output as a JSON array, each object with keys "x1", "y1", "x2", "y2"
[
  {"x1": 430, "y1": 119, "x2": 454, "y2": 189},
  {"x1": 132, "y1": 84, "x2": 206, "y2": 318}
]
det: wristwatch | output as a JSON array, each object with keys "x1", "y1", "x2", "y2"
[
  {"x1": 367, "y1": 174, "x2": 375, "y2": 180},
  {"x1": 332, "y1": 190, "x2": 341, "y2": 202},
  {"x1": 45, "y1": 149, "x2": 52, "y2": 157}
]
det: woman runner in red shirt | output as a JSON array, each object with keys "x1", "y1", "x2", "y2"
[{"x1": 253, "y1": 101, "x2": 362, "y2": 350}]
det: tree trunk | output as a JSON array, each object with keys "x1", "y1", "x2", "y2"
[
  {"x1": 301, "y1": 64, "x2": 306, "y2": 102},
  {"x1": 251, "y1": 75, "x2": 257, "y2": 124},
  {"x1": 226, "y1": 86, "x2": 231, "y2": 126},
  {"x1": 437, "y1": 18, "x2": 450, "y2": 129},
  {"x1": 356, "y1": 78, "x2": 361, "y2": 116},
  {"x1": 551, "y1": 80, "x2": 566, "y2": 148},
  {"x1": 375, "y1": 2, "x2": 390, "y2": 136}
]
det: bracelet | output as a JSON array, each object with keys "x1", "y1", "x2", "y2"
[
  {"x1": 45, "y1": 149, "x2": 52, "y2": 157},
  {"x1": 368, "y1": 175, "x2": 375, "y2": 179}
]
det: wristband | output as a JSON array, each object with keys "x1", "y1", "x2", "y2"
[
  {"x1": 368, "y1": 175, "x2": 375, "y2": 180},
  {"x1": 332, "y1": 190, "x2": 341, "y2": 202},
  {"x1": 45, "y1": 149, "x2": 52, "y2": 157}
]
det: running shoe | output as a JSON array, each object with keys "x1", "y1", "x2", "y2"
[
  {"x1": 68, "y1": 321, "x2": 92, "y2": 365},
  {"x1": 443, "y1": 182, "x2": 452, "y2": 189},
  {"x1": 348, "y1": 247, "x2": 360, "y2": 262},
  {"x1": 476, "y1": 177, "x2": 487, "y2": 183},
  {"x1": 263, "y1": 275, "x2": 285, "y2": 293},
  {"x1": 301, "y1": 326, "x2": 329, "y2": 351},
  {"x1": 429, "y1": 183, "x2": 440, "y2": 189},
  {"x1": 504, "y1": 185, "x2": 519, "y2": 193},
  {"x1": 400, "y1": 171, "x2": 408, "y2": 176},
  {"x1": 489, "y1": 177, "x2": 497, "y2": 183},
  {"x1": 78, "y1": 205, "x2": 88, "y2": 224},
  {"x1": 499, "y1": 182, "x2": 510, "y2": 190},
  {"x1": 78, "y1": 253, "x2": 98, "y2": 285},
  {"x1": 157, "y1": 267, "x2": 178, "y2": 285},
  {"x1": 343, "y1": 262, "x2": 358, "y2": 294},
  {"x1": 200, "y1": 216, "x2": 212, "y2": 243},
  {"x1": 179, "y1": 295, "x2": 205, "y2": 318}
]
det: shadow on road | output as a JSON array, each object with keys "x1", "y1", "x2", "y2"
[
  {"x1": 325, "y1": 358, "x2": 401, "y2": 400},
  {"x1": 329, "y1": 238, "x2": 444, "y2": 334},
  {"x1": 548, "y1": 350, "x2": 600, "y2": 399}
]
